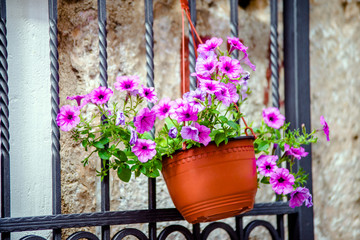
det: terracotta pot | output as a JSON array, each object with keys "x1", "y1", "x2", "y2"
[{"x1": 162, "y1": 136, "x2": 257, "y2": 224}]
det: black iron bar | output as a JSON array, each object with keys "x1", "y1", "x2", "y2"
[
  {"x1": 284, "y1": 0, "x2": 314, "y2": 239},
  {"x1": 144, "y1": 0, "x2": 156, "y2": 239},
  {"x1": 270, "y1": 1, "x2": 284, "y2": 238},
  {"x1": 48, "y1": 0, "x2": 61, "y2": 239},
  {"x1": 97, "y1": 0, "x2": 110, "y2": 239},
  {"x1": 235, "y1": 216, "x2": 244, "y2": 240},
  {"x1": 188, "y1": 0, "x2": 196, "y2": 91},
  {"x1": 0, "y1": 0, "x2": 10, "y2": 239},
  {"x1": 230, "y1": 0, "x2": 239, "y2": 59},
  {"x1": 270, "y1": 0, "x2": 279, "y2": 109},
  {"x1": 0, "y1": 203, "x2": 296, "y2": 233}
]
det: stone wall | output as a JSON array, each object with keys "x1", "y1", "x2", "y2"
[{"x1": 57, "y1": 0, "x2": 359, "y2": 239}]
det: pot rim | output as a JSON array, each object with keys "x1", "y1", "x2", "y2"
[{"x1": 168, "y1": 135, "x2": 255, "y2": 155}]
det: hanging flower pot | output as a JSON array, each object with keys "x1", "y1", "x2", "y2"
[
  {"x1": 56, "y1": 0, "x2": 329, "y2": 224},
  {"x1": 162, "y1": 136, "x2": 257, "y2": 224}
]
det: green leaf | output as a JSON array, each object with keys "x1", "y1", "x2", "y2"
[
  {"x1": 219, "y1": 116, "x2": 228, "y2": 123},
  {"x1": 99, "y1": 137, "x2": 110, "y2": 145},
  {"x1": 98, "y1": 149, "x2": 112, "y2": 160},
  {"x1": 142, "y1": 132, "x2": 154, "y2": 140},
  {"x1": 114, "y1": 150, "x2": 128, "y2": 162},
  {"x1": 260, "y1": 176, "x2": 270, "y2": 184},
  {"x1": 93, "y1": 141, "x2": 105, "y2": 149},
  {"x1": 210, "y1": 109, "x2": 220, "y2": 114},
  {"x1": 165, "y1": 117, "x2": 175, "y2": 128},
  {"x1": 82, "y1": 140, "x2": 88, "y2": 148},
  {"x1": 258, "y1": 141, "x2": 270, "y2": 151},
  {"x1": 227, "y1": 121, "x2": 239, "y2": 130},
  {"x1": 215, "y1": 132, "x2": 226, "y2": 146},
  {"x1": 117, "y1": 167, "x2": 131, "y2": 182},
  {"x1": 126, "y1": 160, "x2": 137, "y2": 164},
  {"x1": 154, "y1": 160, "x2": 162, "y2": 171}
]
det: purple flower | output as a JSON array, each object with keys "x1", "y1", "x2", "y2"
[
  {"x1": 320, "y1": 116, "x2": 330, "y2": 141},
  {"x1": 269, "y1": 168, "x2": 295, "y2": 195},
  {"x1": 181, "y1": 125, "x2": 199, "y2": 142},
  {"x1": 289, "y1": 187, "x2": 313, "y2": 208},
  {"x1": 197, "y1": 51, "x2": 217, "y2": 62},
  {"x1": 129, "y1": 126, "x2": 138, "y2": 145},
  {"x1": 226, "y1": 83, "x2": 239, "y2": 104},
  {"x1": 139, "y1": 86, "x2": 158, "y2": 103},
  {"x1": 284, "y1": 144, "x2": 308, "y2": 160},
  {"x1": 134, "y1": 107, "x2": 156, "y2": 134},
  {"x1": 305, "y1": 193, "x2": 313, "y2": 208},
  {"x1": 183, "y1": 88, "x2": 206, "y2": 111},
  {"x1": 114, "y1": 75, "x2": 140, "y2": 92},
  {"x1": 195, "y1": 123, "x2": 211, "y2": 146},
  {"x1": 129, "y1": 89, "x2": 140, "y2": 97},
  {"x1": 240, "y1": 80, "x2": 248, "y2": 100},
  {"x1": 132, "y1": 139, "x2": 156, "y2": 163},
  {"x1": 153, "y1": 97, "x2": 174, "y2": 120},
  {"x1": 227, "y1": 37, "x2": 248, "y2": 53},
  {"x1": 168, "y1": 127, "x2": 178, "y2": 139},
  {"x1": 195, "y1": 55, "x2": 218, "y2": 78},
  {"x1": 218, "y1": 56, "x2": 242, "y2": 79},
  {"x1": 199, "y1": 79, "x2": 221, "y2": 95},
  {"x1": 197, "y1": 37, "x2": 223, "y2": 53},
  {"x1": 56, "y1": 105, "x2": 80, "y2": 132},
  {"x1": 175, "y1": 103, "x2": 198, "y2": 122},
  {"x1": 262, "y1": 107, "x2": 285, "y2": 129},
  {"x1": 240, "y1": 54, "x2": 256, "y2": 71},
  {"x1": 215, "y1": 83, "x2": 232, "y2": 106},
  {"x1": 257, "y1": 155, "x2": 278, "y2": 177},
  {"x1": 67, "y1": 94, "x2": 89, "y2": 107},
  {"x1": 116, "y1": 111, "x2": 125, "y2": 126},
  {"x1": 90, "y1": 86, "x2": 113, "y2": 105}
]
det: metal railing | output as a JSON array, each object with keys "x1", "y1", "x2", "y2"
[{"x1": 0, "y1": 0, "x2": 313, "y2": 239}]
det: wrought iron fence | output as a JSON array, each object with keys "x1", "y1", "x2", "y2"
[{"x1": 0, "y1": 0, "x2": 313, "y2": 239}]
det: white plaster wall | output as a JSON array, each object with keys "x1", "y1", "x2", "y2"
[{"x1": 7, "y1": 0, "x2": 52, "y2": 239}]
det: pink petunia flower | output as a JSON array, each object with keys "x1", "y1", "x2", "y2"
[
  {"x1": 134, "y1": 107, "x2": 156, "y2": 134},
  {"x1": 153, "y1": 97, "x2": 174, "y2": 120},
  {"x1": 269, "y1": 168, "x2": 295, "y2": 195},
  {"x1": 175, "y1": 103, "x2": 198, "y2": 122},
  {"x1": 218, "y1": 56, "x2": 243, "y2": 79},
  {"x1": 67, "y1": 94, "x2": 89, "y2": 107},
  {"x1": 132, "y1": 139, "x2": 156, "y2": 163},
  {"x1": 180, "y1": 125, "x2": 199, "y2": 142},
  {"x1": 195, "y1": 55, "x2": 218, "y2": 78},
  {"x1": 139, "y1": 85, "x2": 158, "y2": 103},
  {"x1": 196, "y1": 51, "x2": 217, "y2": 62},
  {"x1": 227, "y1": 36, "x2": 248, "y2": 53},
  {"x1": 197, "y1": 37, "x2": 223, "y2": 54},
  {"x1": 262, "y1": 107, "x2": 285, "y2": 129},
  {"x1": 240, "y1": 54, "x2": 256, "y2": 71},
  {"x1": 284, "y1": 144, "x2": 309, "y2": 160},
  {"x1": 199, "y1": 79, "x2": 221, "y2": 95},
  {"x1": 89, "y1": 86, "x2": 113, "y2": 105},
  {"x1": 257, "y1": 155, "x2": 278, "y2": 177},
  {"x1": 320, "y1": 116, "x2": 330, "y2": 141},
  {"x1": 183, "y1": 88, "x2": 206, "y2": 111},
  {"x1": 195, "y1": 123, "x2": 211, "y2": 146},
  {"x1": 215, "y1": 83, "x2": 232, "y2": 106},
  {"x1": 289, "y1": 187, "x2": 313, "y2": 208},
  {"x1": 56, "y1": 105, "x2": 80, "y2": 132},
  {"x1": 226, "y1": 82, "x2": 239, "y2": 104},
  {"x1": 114, "y1": 75, "x2": 140, "y2": 92}
]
